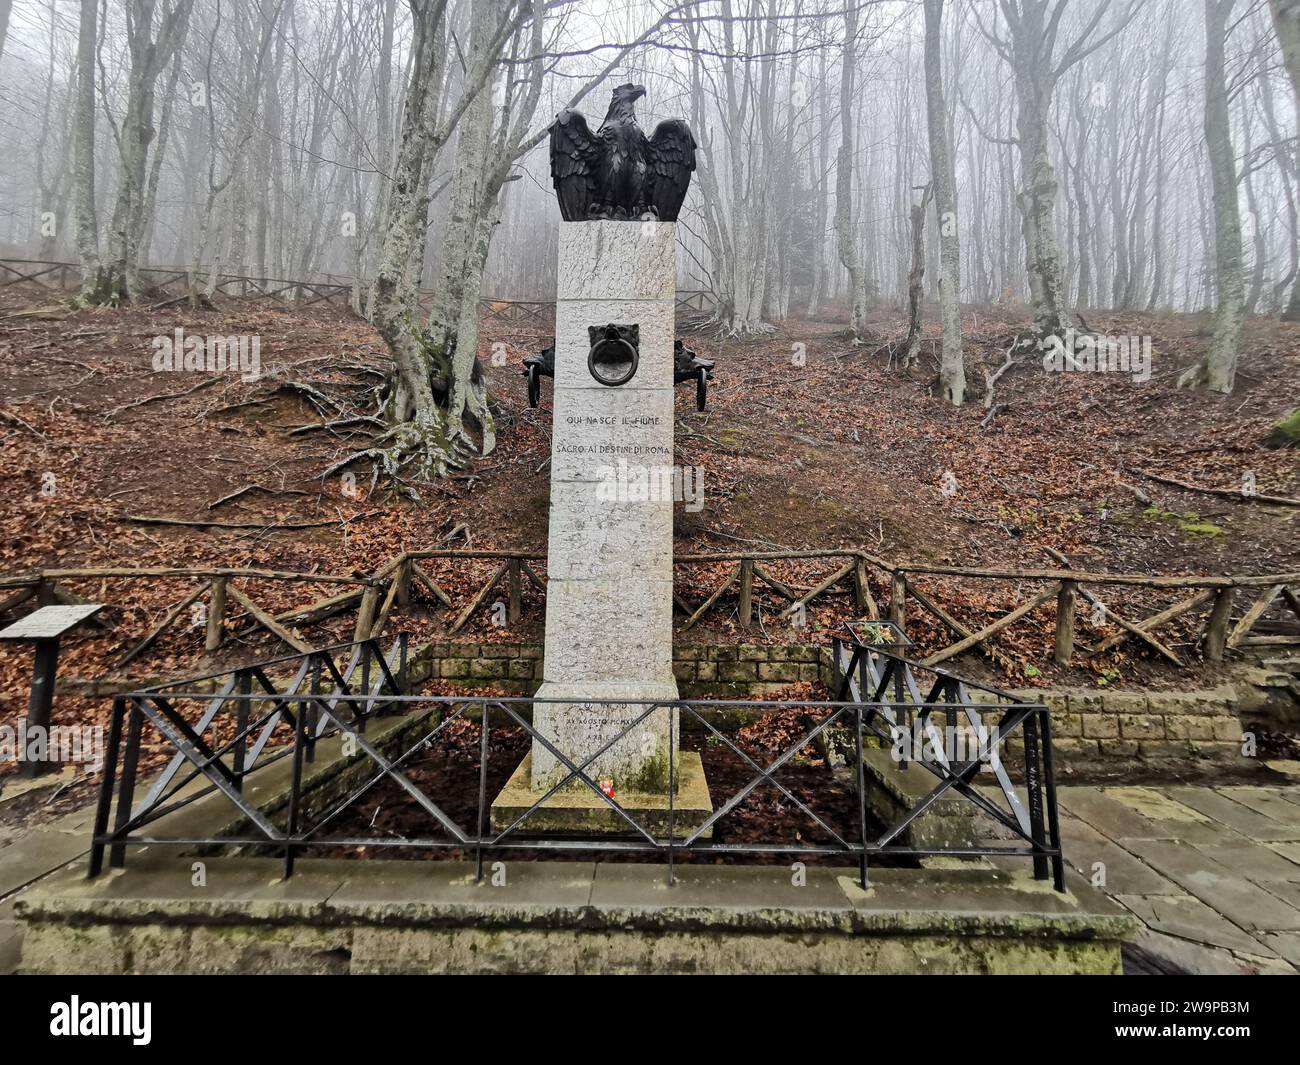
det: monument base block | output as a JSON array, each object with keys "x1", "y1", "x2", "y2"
[
  {"x1": 491, "y1": 751, "x2": 713, "y2": 837},
  {"x1": 14, "y1": 858, "x2": 1136, "y2": 974}
]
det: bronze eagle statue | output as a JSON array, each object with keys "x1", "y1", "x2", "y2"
[{"x1": 548, "y1": 83, "x2": 696, "y2": 222}]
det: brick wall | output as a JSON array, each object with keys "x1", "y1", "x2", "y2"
[
  {"x1": 419, "y1": 642, "x2": 1244, "y2": 764},
  {"x1": 421, "y1": 641, "x2": 828, "y2": 698},
  {"x1": 993, "y1": 687, "x2": 1243, "y2": 762}
]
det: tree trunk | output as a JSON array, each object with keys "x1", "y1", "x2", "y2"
[
  {"x1": 1269, "y1": 0, "x2": 1300, "y2": 318},
  {"x1": 72, "y1": 0, "x2": 110, "y2": 305},
  {"x1": 923, "y1": 0, "x2": 966, "y2": 404},
  {"x1": 836, "y1": 3, "x2": 869, "y2": 342},
  {"x1": 1012, "y1": 76, "x2": 1068, "y2": 338},
  {"x1": 84, "y1": 0, "x2": 193, "y2": 304},
  {"x1": 0, "y1": 0, "x2": 12, "y2": 64},
  {"x1": 901, "y1": 187, "x2": 932, "y2": 369},
  {"x1": 1180, "y1": 0, "x2": 1245, "y2": 392},
  {"x1": 369, "y1": 6, "x2": 454, "y2": 480}
]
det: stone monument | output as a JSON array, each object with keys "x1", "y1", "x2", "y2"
[{"x1": 492, "y1": 85, "x2": 711, "y2": 831}]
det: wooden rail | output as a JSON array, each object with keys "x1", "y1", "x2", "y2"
[{"x1": 3, "y1": 547, "x2": 1297, "y2": 675}]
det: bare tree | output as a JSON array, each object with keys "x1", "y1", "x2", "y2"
[
  {"x1": 1269, "y1": 0, "x2": 1300, "y2": 317},
  {"x1": 1179, "y1": 0, "x2": 1245, "y2": 391},
  {"x1": 71, "y1": 0, "x2": 102, "y2": 304},
  {"x1": 81, "y1": 0, "x2": 194, "y2": 304},
  {"x1": 835, "y1": 0, "x2": 869, "y2": 341},
  {"x1": 366, "y1": 0, "x2": 519, "y2": 484},
  {"x1": 924, "y1": 0, "x2": 966, "y2": 403},
  {"x1": 973, "y1": 0, "x2": 1140, "y2": 340},
  {"x1": 0, "y1": 0, "x2": 12, "y2": 66}
]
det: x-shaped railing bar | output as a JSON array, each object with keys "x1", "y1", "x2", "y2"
[
  {"x1": 242, "y1": 659, "x2": 313, "y2": 768},
  {"x1": 128, "y1": 640, "x2": 404, "y2": 820},
  {"x1": 679, "y1": 703, "x2": 854, "y2": 850},
  {"x1": 122, "y1": 695, "x2": 285, "y2": 841},
  {"x1": 862, "y1": 704, "x2": 1041, "y2": 846},
  {"x1": 131, "y1": 674, "x2": 239, "y2": 818},
  {"x1": 840, "y1": 637, "x2": 1036, "y2": 838},
  {"x1": 953, "y1": 678, "x2": 1032, "y2": 835},
  {"x1": 301, "y1": 700, "x2": 476, "y2": 841},
  {"x1": 490, "y1": 701, "x2": 665, "y2": 847},
  {"x1": 118, "y1": 685, "x2": 317, "y2": 841},
  {"x1": 300, "y1": 690, "x2": 470, "y2": 844}
]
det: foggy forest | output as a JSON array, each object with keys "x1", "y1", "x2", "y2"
[
  {"x1": 2, "y1": 1, "x2": 1299, "y2": 468},
  {"x1": 3, "y1": 0, "x2": 1300, "y2": 983}
]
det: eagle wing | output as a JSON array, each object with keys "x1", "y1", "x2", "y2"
[
  {"x1": 646, "y1": 118, "x2": 697, "y2": 221},
  {"x1": 549, "y1": 109, "x2": 601, "y2": 221}
]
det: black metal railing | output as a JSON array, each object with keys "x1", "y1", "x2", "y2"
[{"x1": 88, "y1": 629, "x2": 1064, "y2": 891}]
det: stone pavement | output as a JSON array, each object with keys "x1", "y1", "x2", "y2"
[
  {"x1": 1045, "y1": 784, "x2": 1300, "y2": 974},
  {"x1": 5, "y1": 778, "x2": 1300, "y2": 974}
]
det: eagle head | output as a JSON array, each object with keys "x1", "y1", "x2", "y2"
[{"x1": 612, "y1": 82, "x2": 646, "y2": 104}]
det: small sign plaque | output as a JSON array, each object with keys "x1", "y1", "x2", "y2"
[{"x1": 0, "y1": 604, "x2": 104, "y2": 641}]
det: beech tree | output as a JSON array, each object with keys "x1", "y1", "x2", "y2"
[
  {"x1": 924, "y1": 0, "x2": 966, "y2": 403},
  {"x1": 972, "y1": 0, "x2": 1141, "y2": 341},
  {"x1": 1179, "y1": 0, "x2": 1245, "y2": 392},
  {"x1": 8, "y1": 0, "x2": 1300, "y2": 424},
  {"x1": 76, "y1": 0, "x2": 194, "y2": 304}
]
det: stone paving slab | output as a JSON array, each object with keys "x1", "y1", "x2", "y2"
[
  {"x1": 1121, "y1": 838, "x2": 1300, "y2": 931},
  {"x1": 1057, "y1": 785, "x2": 1300, "y2": 973},
  {"x1": 1125, "y1": 926, "x2": 1290, "y2": 975},
  {"x1": 1056, "y1": 817, "x2": 1180, "y2": 896},
  {"x1": 1165, "y1": 786, "x2": 1300, "y2": 842},
  {"x1": 1116, "y1": 893, "x2": 1282, "y2": 956},
  {"x1": 1057, "y1": 786, "x2": 1223, "y2": 841},
  {"x1": 0, "y1": 805, "x2": 95, "y2": 899},
  {"x1": 589, "y1": 861, "x2": 850, "y2": 914},
  {"x1": 1190, "y1": 841, "x2": 1300, "y2": 882},
  {"x1": 0, "y1": 899, "x2": 19, "y2": 976},
  {"x1": 1105, "y1": 787, "x2": 1213, "y2": 824},
  {"x1": 1256, "y1": 879, "x2": 1300, "y2": 911},
  {"x1": 1216, "y1": 787, "x2": 1300, "y2": 825},
  {"x1": 1254, "y1": 931, "x2": 1300, "y2": 966}
]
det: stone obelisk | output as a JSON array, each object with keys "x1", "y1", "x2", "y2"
[{"x1": 528, "y1": 219, "x2": 680, "y2": 791}]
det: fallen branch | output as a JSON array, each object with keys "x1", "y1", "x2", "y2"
[
  {"x1": 104, "y1": 377, "x2": 219, "y2": 418},
  {"x1": 1132, "y1": 468, "x2": 1300, "y2": 508},
  {"x1": 0, "y1": 408, "x2": 49, "y2": 441},
  {"x1": 982, "y1": 339, "x2": 1021, "y2": 410},
  {"x1": 979, "y1": 403, "x2": 1008, "y2": 430},
  {"x1": 207, "y1": 483, "x2": 310, "y2": 509},
  {"x1": 121, "y1": 512, "x2": 374, "y2": 531}
]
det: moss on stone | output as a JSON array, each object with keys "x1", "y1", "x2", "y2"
[{"x1": 1267, "y1": 407, "x2": 1300, "y2": 446}]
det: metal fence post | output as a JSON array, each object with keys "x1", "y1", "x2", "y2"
[
  {"x1": 476, "y1": 701, "x2": 489, "y2": 884},
  {"x1": 233, "y1": 670, "x2": 251, "y2": 791},
  {"x1": 1022, "y1": 711, "x2": 1049, "y2": 881},
  {"x1": 109, "y1": 700, "x2": 143, "y2": 869},
  {"x1": 88, "y1": 697, "x2": 126, "y2": 877},
  {"x1": 284, "y1": 689, "x2": 307, "y2": 880}
]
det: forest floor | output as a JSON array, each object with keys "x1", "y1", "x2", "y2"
[{"x1": 0, "y1": 283, "x2": 1298, "y2": 803}]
